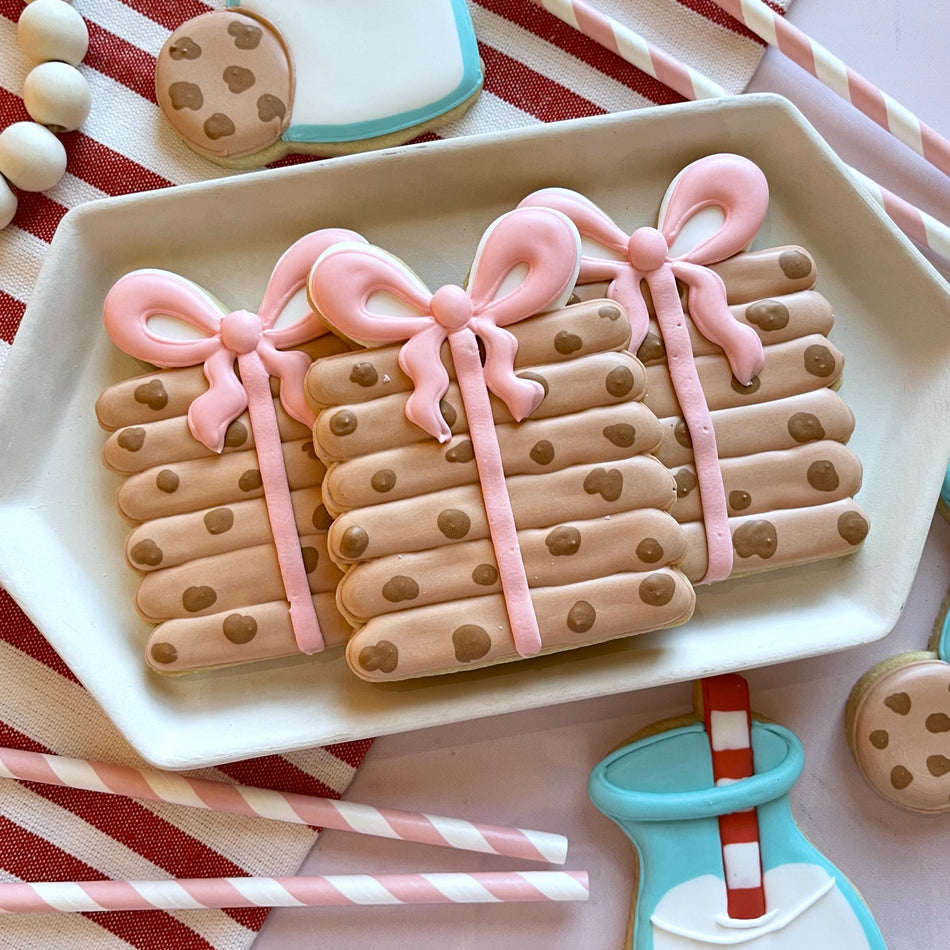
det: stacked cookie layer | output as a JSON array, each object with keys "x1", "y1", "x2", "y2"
[{"x1": 306, "y1": 298, "x2": 696, "y2": 681}]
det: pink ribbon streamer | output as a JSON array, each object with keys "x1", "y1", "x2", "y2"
[
  {"x1": 103, "y1": 229, "x2": 365, "y2": 655},
  {"x1": 520, "y1": 154, "x2": 768, "y2": 583},
  {"x1": 308, "y1": 207, "x2": 581, "y2": 658}
]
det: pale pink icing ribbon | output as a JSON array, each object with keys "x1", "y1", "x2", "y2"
[
  {"x1": 308, "y1": 207, "x2": 581, "y2": 658},
  {"x1": 520, "y1": 154, "x2": 768, "y2": 583},
  {"x1": 103, "y1": 229, "x2": 365, "y2": 655}
]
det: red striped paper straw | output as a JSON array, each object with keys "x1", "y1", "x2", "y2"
[
  {"x1": 708, "y1": 0, "x2": 950, "y2": 179},
  {"x1": 0, "y1": 871, "x2": 590, "y2": 913},
  {"x1": 0, "y1": 746, "x2": 567, "y2": 865},
  {"x1": 700, "y1": 674, "x2": 766, "y2": 920}
]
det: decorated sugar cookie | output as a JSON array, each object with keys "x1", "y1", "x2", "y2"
[
  {"x1": 590, "y1": 674, "x2": 888, "y2": 949},
  {"x1": 521, "y1": 154, "x2": 869, "y2": 586},
  {"x1": 155, "y1": 0, "x2": 483, "y2": 167}
]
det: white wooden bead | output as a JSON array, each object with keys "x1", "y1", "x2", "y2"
[
  {"x1": 23, "y1": 61, "x2": 91, "y2": 132},
  {"x1": 0, "y1": 176, "x2": 18, "y2": 231},
  {"x1": 0, "y1": 122, "x2": 68, "y2": 192},
  {"x1": 17, "y1": 0, "x2": 89, "y2": 66}
]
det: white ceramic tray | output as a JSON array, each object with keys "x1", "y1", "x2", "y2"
[{"x1": 3, "y1": 94, "x2": 950, "y2": 770}]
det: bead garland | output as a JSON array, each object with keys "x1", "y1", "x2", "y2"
[{"x1": 0, "y1": 0, "x2": 91, "y2": 230}]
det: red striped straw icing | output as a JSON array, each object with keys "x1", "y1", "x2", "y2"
[
  {"x1": 0, "y1": 871, "x2": 590, "y2": 913},
  {"x1": 709, "y1": 0, "x2": 950, "y2": 179},
  {"x1": 0, "y1": 746, "x2": 567, "y2": 865},
  {"x1": 700, "y1": 674, "x2": 766, "y2": 921}
]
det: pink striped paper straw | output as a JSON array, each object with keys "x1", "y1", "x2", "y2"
[
  {"x1": 0, "y1": 746, "x2": 567, "y2": 865},
  {"x1": 700, "y1": 674, "x2": 766, "y2": 920},
  {"x1": 708, "y1": 0, "x2": 950, "y2": 179},
  {"x1": 0, "y1": 871, "x2": 590, "y2": 913}
]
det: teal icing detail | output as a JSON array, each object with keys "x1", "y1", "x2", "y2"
[
  {"x1": 229, "y1": 0, "x2": 482, "y2": 145},
  {"x1": 589, "y1": 719, "x2": 888, "y2": 950}
]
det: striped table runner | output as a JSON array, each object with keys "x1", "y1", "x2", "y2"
[{"x1": 0, "y1": 1, "x2": 786, "y2": 947}]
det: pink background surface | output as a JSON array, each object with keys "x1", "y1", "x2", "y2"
[{"x1": 255, "y1": 1, "x2": 950, "y2": 947}]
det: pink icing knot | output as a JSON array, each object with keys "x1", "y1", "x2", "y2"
[
  {"x1": 520, "y1": 154, "x2": 771, "y2": 585},
  {"x1": 309, "y1": 207, "x2": 582, "y2": 658},
  {"x1": 103, "y1": 228, "x2": 367, "y2": 656}
]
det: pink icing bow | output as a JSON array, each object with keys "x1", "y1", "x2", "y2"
[
  {"x1": 103, "y1": 228, "x2": 366, "y2": 655},
  {"x1": 520, "y1": 154, "x2": 770, "y2": 584},
  {"x1": 309, "y1": 207, "x2": 582, "y2": 658}
]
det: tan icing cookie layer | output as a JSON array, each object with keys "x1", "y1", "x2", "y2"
[{"x1": 307, "y1": 300, "x2": 695, "y2": 681}]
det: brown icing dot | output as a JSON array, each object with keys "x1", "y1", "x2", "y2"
[
  {"x1": 358, "y1": 640, "x2": 399, "y2": 674},
  {"x1": 312, "y1": 504, "x2": 333, "y2": 531},
  {"x1": 884, "y1": 692, "x2": 912, "y2": 715},
  {"x1": 204, "y1": 113, "x2": 236, "y2": 141},
  {"x1": 330, "y1": 409, "x2": 358, "y2": 436},
  {"x1": 518, "y1": 371, "x2": 549, "y2": 397},
  {"x1": 223, "y1": 614, "x2": 257, "y2": 644},
  {"x1": 371, "y1": 469, "x2": 396, "y2": 493},
  {"x1": 807, "y1": 460, "x2": 839, "y2": 492},
  {"x1": 204, "y1": 507, "x2": 234, "y2": 535},
  {"x1": 731, "y1": 375, "x2": 761, "y2": 396},
  {"x1": 546, "y1": 526, "x2": 581, "y2": 557},
  {"x1": 636, "y1": 538, "x2": 664, "y2": 563},
  {"x1": 567, "y1": 601, "x2": 596, "y2": 633},
  {"x1": 804, "y1": 344, "x2": 835, "y2": 378},
  {"x1": 530, "y1": 440, "x2": 555, "y2": 465},
  {"x1": 224, "y1": 420, "x2": 248, "y2": 447},
  {"x1": 926, "y1": 712, "x2": 950, "y2": 733},
  {"x1": 452, "y1": 625, "x2": 492, "y2": 662},
  {"x1": 238, "y1": 469, "x2": 262, "y2": 492},
  {"x1": 168, "y1": 81, "x2": 203, "y2": 111},
  {"x1": 554, "y1": 330, "x2": 583, "y2": 354},
  {"x1": 227, "y1": 19, "x2": 263, "y2": 49},
  {"x1": 837, "y1": 510, "x2": 869, "y2": 546},
  {"x1": 605, "y1": 365, "x2": 635, "y2": 398},
  {"x1": 603, "y1": 423, "x2": 636, "y2": 447},
  {"x1": 150, "y1": 642, "x2": 178, "y2": 664},
  {"x1": 117, "y1": 427, "x2": 146, "y2": 452},
  {"x1": 301, "y1": 440, "x2": 317, "y2": 460},
  {"x1": 134, "y1": 379, "x2": 168, "y2": 411},
  {"x1": 437, "y1": 509, "x2": 471, "y2": 540},
  {"x1": 729, "y1": 490, "x2": 752, "y2": 511},
  {"x1": 445, "y1": 440, "x2": 474, "y2": 464},
  {"x1": 257, "y1": 94, "x2": 286, "y2": 122},
  {"x1": 928, "y1": 755, "x2": 950, "y2": 777},
  {"x1": 584, "y1": 467, "x2": 623, "y2": 502},
  {"x1": 301, "y1": 547, "x2": 319, "y2": 573},
  {"x1": 472, "y1": 564, "x2": 498, "y2": 586},
  {"x1": 674, "y1": 469, "x2": 697, "y2": 499},
  {"x1": 130, "y1": 539, "x2": 162, "y2": 568},
  {"x1": 639, "y1": 573, "x2": 676, "y2": 606},
  {"x1": 733, "y1": 520, "x2": 777, "y2": 560},
  {"x1": 223, "y1": 65, "x2": 255, "y2": 94},
  {"x1": 670, "y1": 421, "x2": 689, "y2": 451},
  {"x1": 156, "y1": 469, "x2": 179, "y2": 493},
  {"x1": 350, "y1": 362, "x2": 379, "y2": 387},
  {"x1": 745, "y1": 299, "x2": 789, "y2": 332},
  {"x1": 890, "y1": 765, "x2": 913, "y2": 790},
  {"x1": 868, "y1": 729, "x2": 889, "y2": 750},
  {"x1": 168, "y1": 37, "x2": 201, "y2": 60},
  {"x1": 778, "y1": 249, "x2": 813, "y2": 280},
  {"x1": 788, "y1": 412, "x2": 825, "y2": 443},
  {"x1": 183, "y1": 585, "x2": 217, "y2": 612},
  {"x1": 339, "y1": 526, "x2": 369, "y2": 559},
  {"x1": 439, "y1": 399, "x2": 457, "y2": 428},
  {"x1": 598, "y1": 304, "x2": 622, "y2": 321},
  {"x1": 636, "y1": 331, "x2": 666, "y2": 363},
  {"x1": 382, "y1": 576, "x2": 420, "y2": 603}
]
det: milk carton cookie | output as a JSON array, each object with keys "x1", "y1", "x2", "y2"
[
  {"x1": 96, "y1": 230, "x2": 361, "y2": 673},
  {"x1": 305, "y1": 206, "x2": 695, "y2": 681},
  {"x1": 521, "y1": 154, "x2": 869, "y2": 585},
  {"x1": 155, "y1": 0, "x2": 483, "y2": 167}
]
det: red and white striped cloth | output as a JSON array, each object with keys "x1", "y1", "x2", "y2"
[{"x1": 0, "y1": 1, "x2": 786, "y2": 947}]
